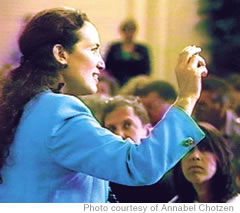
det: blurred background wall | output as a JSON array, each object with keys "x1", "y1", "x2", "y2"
[{"x1": 0, "y1": 0, "x2": 205, "y2": 88}]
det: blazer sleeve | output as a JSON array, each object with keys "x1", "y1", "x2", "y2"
[{"x1": 47, "y1": 95, "x2": 205, "y2": 186}]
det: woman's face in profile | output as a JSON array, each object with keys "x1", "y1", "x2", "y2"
[
  {"x1": 181, "y1": 147, "x2": 217, "y2": 185},
  {"x1": 62, "y1": 21, "x2": 105, "y2": 96}
]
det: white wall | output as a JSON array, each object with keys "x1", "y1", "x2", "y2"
[{"x1": 0, "y1": 0, "x2": 206, "y2": 88}]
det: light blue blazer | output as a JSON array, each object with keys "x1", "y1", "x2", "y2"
[{"x1": 0, "y1": 90, "x2": 205, "y2": 203}]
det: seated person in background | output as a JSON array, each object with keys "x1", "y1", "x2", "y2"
[
  {"x1": 134, "y1": 80, "x2": 177, "y2": 126},
  {"x1": 193, "y1": 75, "x2": 240, "y2": 158},
  {"x1": 170, "y1": 122, "x2": 240, "y2": 203},
  {"x1": 119, "y1": 74, "x2": 152, "y2": 96},
  {"x1": 101, "y1": 95, "x2": 176, "y2": 202},
  {"x1": 102, "y1": 95, "x2": 151, "y2": 145},
  {"x1": 226, "y1": 74, "x2": 240, "y2": 116},
  {"x1": 105, "y1": 19, "x2": 151, "y2": 86}
]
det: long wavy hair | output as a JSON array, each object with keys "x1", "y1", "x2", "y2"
[
  {"x1": 173, "y1": 122, "x2": 237, "y2": 202},
  {"x1": 0, "y1": 8, "x2": 89, "y2": 172}
]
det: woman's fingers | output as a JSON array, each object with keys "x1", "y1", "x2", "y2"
[
  {"x1": 188, "y1": 54, "x2": 208, "y2": 77},
  {"x1": 175, "y1": 45, "x2": 208, "y2": 101},
  {"x1": 188, "y1": 54, "x2": 199, "y2": 68},
  {"x1": 179, "y1": 45, "x2": 202, "y2": 65}
]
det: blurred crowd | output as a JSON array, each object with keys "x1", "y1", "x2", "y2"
[{"x1": 80, "y1": 71, "x2": 240, "y2": 203}]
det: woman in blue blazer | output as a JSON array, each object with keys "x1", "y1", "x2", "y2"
[{"x1": 0, "y1": 7, "x2": 207, "y2": 202}]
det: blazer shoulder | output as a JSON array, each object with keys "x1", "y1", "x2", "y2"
[{"x1": 27, "y1": 90, "x2": 91, "y2": 117}]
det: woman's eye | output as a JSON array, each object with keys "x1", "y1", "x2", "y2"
[{"x1": 91, "y1": 47, "x2": 99, "y2": 53}]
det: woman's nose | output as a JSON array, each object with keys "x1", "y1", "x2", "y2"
[{"x1": 97, "y1": 57, "x2": 105, "y2": 71}]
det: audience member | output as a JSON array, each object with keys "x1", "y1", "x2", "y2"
[
  {"x1": 119, "y1": 74, "x2": 151, "y2": 96},
  {"x1": 170, "y1": 122, "x2": 240, "y2": 203},
  {"x1": 226, "y1": 73, "x2": 240, "y2": 116},
  {"x1": 0, "y1": 7, "x2": 207, "y2": 202},
  {"x1": 135, "y1": 80, "x2": 177, "y2": 126},
  {"x1": 193, "y1": 76, "x2": 240, "y2": 148},
  {"x1": 101, "y1": 95, "x2": 176, "y2": 202},
  {"x1": 102, "y1": 95, "x2": 150, "y2": 145},
  {"x1": 105, "y1": 19, "x2": 151, "y2": 86}
]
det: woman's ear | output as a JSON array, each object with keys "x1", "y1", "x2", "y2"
[{"x1": 52, "y1": 44, "x2": 68, "y2": 65}]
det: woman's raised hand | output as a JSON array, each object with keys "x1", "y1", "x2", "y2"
[{"x1": 174, "y1": 45, "x2": 208, "y2": 115}]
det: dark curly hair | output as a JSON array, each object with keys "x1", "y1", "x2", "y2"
[
  {"x1": 0, "y1": 8, "x2": 89, "y2": 172},
  {"x1": 173, "y1": 122, "x2": 237, "y2": 202}
]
